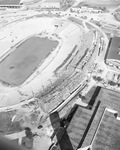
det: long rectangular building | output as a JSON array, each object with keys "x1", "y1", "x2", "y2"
[
  {"x1": 0, "y1": 0, "x2": 21, "y2": 5},
  {"x1": 105, "y1": 36, "x2": 120, "y2": 69},
  {"x1": 54, "y1": 86, "x2": 120, "y2": 150}
]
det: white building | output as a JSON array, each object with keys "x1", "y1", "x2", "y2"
[
  {"x1": 41, "y1": 0, "x2": 60, "y2": 9},
  {"x1": 71, "y1": 7, "x2": 102, "y2": 14},
  {"x1": 20, "y1": 0, "x2": 39, "y2": 5}
]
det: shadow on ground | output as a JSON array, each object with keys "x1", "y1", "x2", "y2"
[{"x1": 49, "y1": 105, "x2": 79, "y2": 150}]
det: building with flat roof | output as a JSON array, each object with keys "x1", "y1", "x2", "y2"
[
  {"x1": 0, "y1": 0, "x2": 22, "y2": 9},
  {"x1": 105, "y1": 36, "x2": 120, "y2": 69},
  {"x1": 0, "y1": 0, "x2": 21, "y2": 5},
  {"x1": 52, "y1": 86, "x2": 120, "y2": 150},
  {"x1": 41, "y1": 0, "x2": 60, "y2": 9},
  {"x1": 19, "y1": 0, "x2": 39, "y2": 5}
]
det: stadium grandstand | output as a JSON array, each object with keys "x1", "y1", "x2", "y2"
[
  {"x1": 0, "y1": 0, "x2": 38, "y2": 9},
  {"x1": 0, "y1": 0, "x2": 22, "y2": 9}
]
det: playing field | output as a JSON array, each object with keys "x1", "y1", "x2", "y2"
[
  {"x1": 0, "y1": 37, "x2": 58, "y2": 86},
  {"x1": 0, "y1": 0, "x2": 20, "y2": 5}
]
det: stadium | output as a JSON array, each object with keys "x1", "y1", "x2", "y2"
[
  {"x1": 1, "y1": 0, "x2": 120, "y2": 149},
  {"x1": 0, "y1": 10, "x2": 107, "y2": 139},
  {"x1": 0, "y1": 15, "x2": 92, "y2": 107}
]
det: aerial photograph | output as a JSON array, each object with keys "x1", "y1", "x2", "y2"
[{"x1": 0, "y1": 0, "x2": 120, "y2": 150}]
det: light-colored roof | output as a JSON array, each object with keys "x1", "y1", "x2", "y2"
[
  {"x1": 44, "y1": 0, "x2": 61, "y2": 3},
  {"x1": 20, "y1": 0, "x2": 37, "y2": 4}
]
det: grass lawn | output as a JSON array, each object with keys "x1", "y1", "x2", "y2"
[{"x1": 0, "y1": 37, "x2": 58, "y2": 86}]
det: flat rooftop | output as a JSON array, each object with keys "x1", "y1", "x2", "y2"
[
  {"x1": 0, "y1": 37, "x2": 58, "y2": 86},
  {"x1": 106, "y1": 36, "x2": 120, "y2": 62},
  {"x1": 92, "y1": 110, "x2": 120, "y2": 150},
  {"x1": 56, "y1": 87, "x2": 120, "y2": 150},
  {"x1": 0, "y1": 0, "x2": 21, "y2": 5},
  {"x1": 82, "y1": 87, "x2": 120, "y2": 149}
]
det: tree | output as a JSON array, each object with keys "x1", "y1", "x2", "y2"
[
  {"x1": 93, "y1": 76, "x2": 102, "y2": 82},
  {"x1": 108, "y1": 80, "x2": 116, "y2": 86}
]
